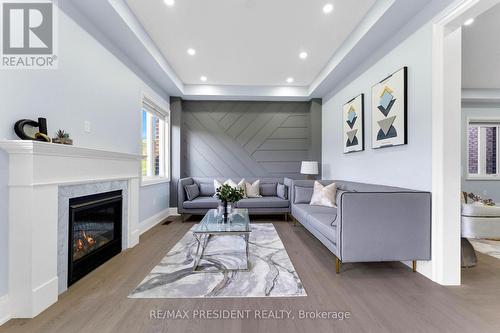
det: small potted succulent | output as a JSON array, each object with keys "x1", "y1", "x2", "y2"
[
  {"x1": 52, "y1": 129, "x2": 73, "y2": 145},
  {"x1": 216, "y1": 184, "x2": 244, "y2": 222}
]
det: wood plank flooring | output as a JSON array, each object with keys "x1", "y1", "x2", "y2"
[{"x1": 1, "y1": 216, "x2": 499, "y2": 333}]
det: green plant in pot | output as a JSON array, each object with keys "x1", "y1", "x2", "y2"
[
  {"x1": 52, "y1": 129, "x2": 73, "y2": 145},
  {"x1": 215, "y1": 184, "x2": 244, "y2": 221}
]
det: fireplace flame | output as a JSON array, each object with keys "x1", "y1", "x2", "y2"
[
  {"x1": 75, "y1": 231, "x2": 96, "y2": 253},
  {"x1": 76, "y1": 238, "x2": 84, "y2": 252},
  {"x1": 83, "y1": 231, "x2": 96, "y2": 246}
]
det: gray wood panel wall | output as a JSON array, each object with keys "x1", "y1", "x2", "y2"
[{"x1": 180, "y1": 100, "x2": 321, "y2": 179}]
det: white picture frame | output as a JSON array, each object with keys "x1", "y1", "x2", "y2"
[
  {"x1": 343, "y1": 94, "x2": 364, "y2": 153},
  {"x1": 371, "y1": 67, "x2": 408, "y2": 149}
]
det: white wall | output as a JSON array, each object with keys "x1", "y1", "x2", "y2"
[
  {"x1": 461, "y1": 107, "x2": 500, "y2": 202},
  {"x1": 322, "y1": 23, "x2": 433, "y2": 191},
  {"x1": 322, "y1": 22, "x2": 434, "y2": 279},
  {"x1": 0, "y1": 4, "x2": 170, "y2": 297}
]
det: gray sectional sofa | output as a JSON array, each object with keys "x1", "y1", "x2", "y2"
[
  {"x1": 178, "y1": 176, "x2": 431, "y2": 274},
  {"x1": 178, "y1": 177, "x2": 291, "y2": 219},
  {"x1": 287, "y1": 179, "x2": 431, "y2": 273}
]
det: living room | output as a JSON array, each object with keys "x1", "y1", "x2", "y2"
[{"x1": 1, "y1": 0, "x2": 500, "y2": 332}]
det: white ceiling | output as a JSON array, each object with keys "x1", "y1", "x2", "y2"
[
  {"x1": 67, "y1": 0, "x2": 454, "y2": 100},
  {"x1": 125, "y1": 0, "x2": 376, "y2": 86},
  {"x1": 462, "y1": 2, "x2": 500, "y2": 89}
]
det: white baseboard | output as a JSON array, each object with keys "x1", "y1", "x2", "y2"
[
  {"x1": 0, "y1": 295, "x2": 10, "y2": 326},
  {"x1": 168, "y1": 207, "x2": 179, "y2": 216},
  {"x1": 139, "y1": 207, "x2": 175, "y2": 235},
  {"x1": 31, "y1": 277, "x2": 58, "y2": 317}
]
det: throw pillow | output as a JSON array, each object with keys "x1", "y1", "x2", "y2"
[
  {"x1": 245, "y1": 180, "x2": 262, "y2": 198},
  {"x1": 224, "y1": 179, "x2": 238, "y2": 193},
  {"x1": 184, "y1": 184, "x2": 200, "y2": 201},
  {"x1": 277, "y1": 183, "x2": 288, "y2": 200},
  {"x1": 260, "y1": 183, "x2": 278, "y2": 196},
  {"x1": 237, "y1": 179, "x2": 247, "y2": 198},
  {"x1": 214, "y1": 179, "x2": 234, "y2": 195},
  {"x1": 213, "y1": 179, "x2": 247, "y2": 198},
  {"x1": 294, "y1": 186, "x2": 313, "y2": 204},
  {"x1": 199, "y1": 183, "x2": 215, "y2": 196},
  {"x1": 310, "y1": 181, "x2": 337, "y2": 208},
  {"x1": 214, "y1": 179, "x2": 223, "y2": 193}
]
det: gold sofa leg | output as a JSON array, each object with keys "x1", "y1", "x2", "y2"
[
  {"x1": 412, "y1": 260, "x2": 417, "y2": 272},
  {"x1": 336, "y1": 257, "x2": 341, "y2": 274}
]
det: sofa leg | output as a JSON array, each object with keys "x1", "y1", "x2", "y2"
[
  {"x1": 412, "y1": 260, "x2": 417, "y2": 272},
  {"x1": 284, "y1": 213, "x2": 288, "y2": 222},
  {"x1": 335, "y1": 257, "x2": 341, "y2": 274},
  {"x1": 181, "y1": 214, "x2": 189, "y2": 222}
]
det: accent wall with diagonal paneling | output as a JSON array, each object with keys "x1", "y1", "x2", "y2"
[{"x1": 180, "y1": 100, "x2": 321, "y2": 179}]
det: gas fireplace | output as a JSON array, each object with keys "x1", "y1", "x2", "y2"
[{"x1": 68, "y1": 190, "x2": 123, "y2": 286}]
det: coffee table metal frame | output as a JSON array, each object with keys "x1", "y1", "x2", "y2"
[{"x1": 192, "y1": 209, "x2": 251, "y2": 273}]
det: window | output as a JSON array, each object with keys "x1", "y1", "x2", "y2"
[
  {"x1": 467, "y1": 119, "x2": 499, "y2": 179},
  {"x1": 141, "y1": 96, "x2": 170, "y2": 185}
]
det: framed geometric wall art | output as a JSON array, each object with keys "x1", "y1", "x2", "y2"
[
  {"x1": 371, "y1": 67, "x2": 408, "y2": 149},
  {"x1": 343, "y1": 94, "x2": 364, "y2": 153}
]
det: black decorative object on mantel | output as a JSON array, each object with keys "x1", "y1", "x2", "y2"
[
  {"x1": 14, "y1": 117, "x2": 50, "y2": 142},
  {"x1": 215, "y1": 184, "x2": 244, "y2": 222}
]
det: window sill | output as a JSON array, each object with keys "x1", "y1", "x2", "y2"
[
  {"x1": 141, "y1": 177, "x2": 170, "y2": 187},
  {"x1": 466, "y1": 175, "x2": 500, "y2": 181}
]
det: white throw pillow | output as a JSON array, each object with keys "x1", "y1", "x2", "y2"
[
  {"x1": 214, "y1": 179, "x2": 247, "y2": 198},
  {"x1": 225, "y1": 179, "x2": 238, "y2": 188},
  {"x1": 309, "y1": 181, "x2": 337, "y2": 208},
  {"x1": 214, "y1": 179, "x2": 223, "y2": 194},
  {"x1": 245, "y1": 180, "x2": 262, "y2": 198},
  {"x1": 237, "y1": 179, "x2": 247, "y2": 198}
]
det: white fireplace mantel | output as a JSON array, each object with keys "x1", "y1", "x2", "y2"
[{"x1": 0, "y1": 140, "x2": 141, "y2": 319}]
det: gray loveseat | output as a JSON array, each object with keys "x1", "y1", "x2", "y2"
[
  {"x1": 178, "y1": 177, "x2": 291, "y2": 219},
  {"x1": 287, "y1": 179, "x2": 431, "y2": 273}
]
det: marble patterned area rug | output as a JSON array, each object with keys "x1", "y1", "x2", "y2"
[
  {"x1": 469, "y1": 239, "x2": 500, "y2": 260},
  {"x1": 129, "y1": 223, "x2": 306, "y2": 298}
]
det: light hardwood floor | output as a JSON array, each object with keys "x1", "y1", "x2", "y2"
[{"x1": 2, "y1": 216, "x2": 499, "y2": 333}]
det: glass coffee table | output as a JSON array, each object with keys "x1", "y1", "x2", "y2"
[{"x1": 191, "y1": 208, "x2": 251, "y2": 273}]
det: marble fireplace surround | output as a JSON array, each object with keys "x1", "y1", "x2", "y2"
[
  {"x1": 58, "y1": 180, "x2": 129, "y2": 294},
  {"x1": 0, "y1": 141, "x2": 141, "y2": 319}
]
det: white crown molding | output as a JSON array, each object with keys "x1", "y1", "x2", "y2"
[
  {"x1": 108, "y1": 0, "x2": 184, "y2": 92},
  {"x1": 462, "y1": 88, "x2": 500, "y2": 107},
  {"x1": 308, "y1": 0, "x2": 395, "y2": 96},
  {"x1": 182, "y1": 84, "x2": 310, "y2": 101}
]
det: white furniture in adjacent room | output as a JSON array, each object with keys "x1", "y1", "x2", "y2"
[
  {"x1": 462, "y1": 203, "x2": 500, "y2": 239},
  {"x1": 461, "y1": 202, "x2": 500, "y2": 267}
]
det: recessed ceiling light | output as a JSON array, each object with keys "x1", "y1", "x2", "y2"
[
  {"x1": 464, "y1": 18, "x2": 474, "y2": 26},
  {"x1": 187, "y1": 48, "x2": 196, "y2": 56},
  {"x1": 164, "y1": 0, "x2": 175, "y2": 7},
  {"x1": 323, "y1": 3, "x2": 334, "y2": 14},
  {"x1": 299, "y1": 51, "x2": 308, "y2": 59},
  {"x1": 200, "y1": 76, "x2": 207, "y2": 82},
  {"x1": 286, "y1": 77, "x2": 294, "y2": 83}
]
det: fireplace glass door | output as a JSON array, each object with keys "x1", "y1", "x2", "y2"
[{"x1": 68, "y1": 190, "x2": 122, "y2": 286}]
